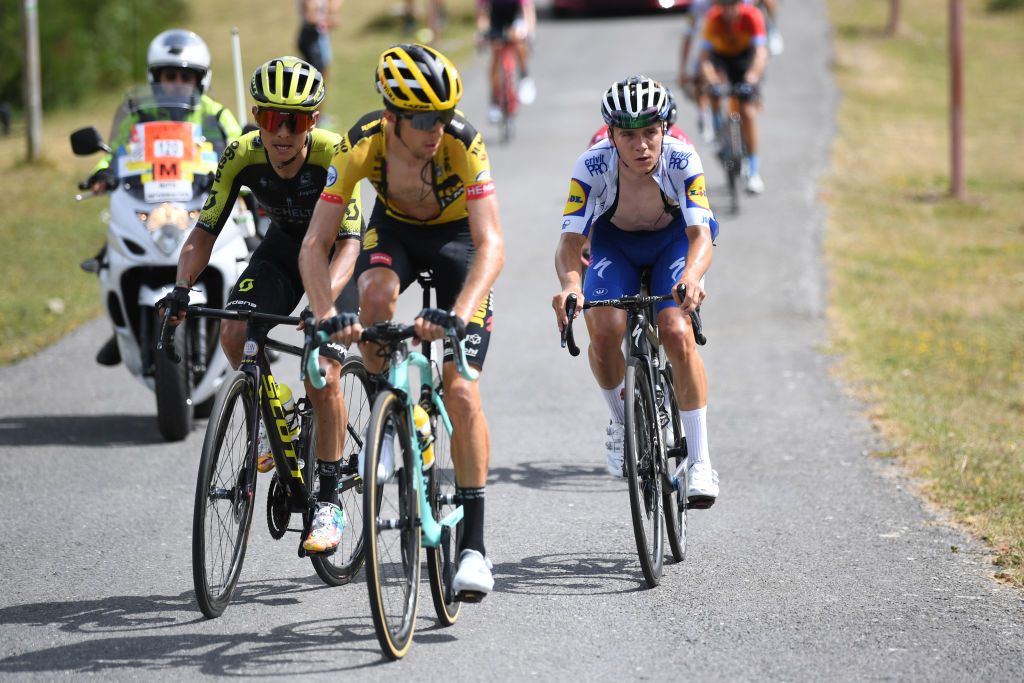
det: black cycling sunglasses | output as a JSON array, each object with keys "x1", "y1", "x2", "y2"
[{"x1": 400, "y1": 108, "x2": 456, "y2": 131}]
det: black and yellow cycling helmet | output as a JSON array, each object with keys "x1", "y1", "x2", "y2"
[
  {"x1": 376, "y1": 43, "x2": 462, "y2": 112},
  {"x1": 250, "y1": 56, "x2": 325, "y2": 112}
]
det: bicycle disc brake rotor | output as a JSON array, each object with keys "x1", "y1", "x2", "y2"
[{"x1": 266, "y1": 472, "x2": 289, "y2": 540}]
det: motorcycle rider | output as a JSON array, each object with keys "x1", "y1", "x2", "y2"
[
  {"x1": 81, "y1": 29, "x2": 242, "y2": 365},
  {"x1": 161, "y1": 57, "x2": 364, "y2": 555}
]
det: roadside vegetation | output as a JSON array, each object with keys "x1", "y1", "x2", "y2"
[
  {"x1": 0, "y1": 0, "x2": 475, "y2": 365},
  {"x1": 826, "y1": 0, "x2": 1024, "y2": 585}
]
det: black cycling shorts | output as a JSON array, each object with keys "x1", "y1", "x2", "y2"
[
  {"x1": 487, "y1": 4, "x2": 522, "y2": 40},
  {"x1": 356, "y1": 205, "x2": 494, "y2": 368},
  {"x1": 711, "y1": 48, "x2": 759, "y2": 98},
  {"x1": 227, "y1": 228, "x2": 305, "y2": 316}
]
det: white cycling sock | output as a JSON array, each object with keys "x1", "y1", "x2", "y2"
[
  {"x1": 680, "y1": 406, "x2": 710, "y2": 468},
  {"x1": 601, "y1": 381, "x2": 626, "y2": 424}
]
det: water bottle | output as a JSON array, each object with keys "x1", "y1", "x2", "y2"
[
  {"x1": 412, "y1": 403, "x2": 435, "y2": 470},
  {"x1": 278, "y1": 382, "x2": 301, "y2": 443}
]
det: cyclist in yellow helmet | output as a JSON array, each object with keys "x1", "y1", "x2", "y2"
[
  {"x1": 162, "y1": 56, "x2": 364, "y2": 555},
  {"x1": 300, "y1": 43, "x2": 505, "y2": 598}
]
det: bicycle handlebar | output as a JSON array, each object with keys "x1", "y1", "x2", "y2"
[{"x1": 560, "y1": 284, "x2": 706, "y2": 358}]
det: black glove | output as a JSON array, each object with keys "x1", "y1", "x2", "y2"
[
  {"x1": 85, "y1": 168, "x2": 117, "y2": 190},
  {"x1": 735, "y1": 82, "x2": 758, "y2": 99},
  {"x1": 158, "y1": 286, "x2": 190, "y2": 319},
  {"x1": 417, "y1": 308, "x2": 466, "y2": 339},
  {"x1": 319, "y1": 312, "x2": 360, "y2": 335}
]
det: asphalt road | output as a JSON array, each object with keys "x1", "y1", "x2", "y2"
[{"x1": 2, "y1": 2, "x2": 1022, "y2": 680}]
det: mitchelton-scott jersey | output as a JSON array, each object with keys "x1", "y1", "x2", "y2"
[{"x1": 560, "y1": 135, "x2": 719, "y2": 239}]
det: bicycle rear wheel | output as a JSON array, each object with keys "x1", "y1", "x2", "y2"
[
  {"x1": 364, "y1": 390, "x2": 421, "y2": 660},
  {"x1": 624, "y1": 362, "x2": 664, "y2": 588},
  {"x1": 192, "y1": 370, "x2": 257, "y2": 618},
  {"x1": 726, "y1": 115, "x2": 743, "y2": 214},
  {"x1": 426, "y1": 400, "x2": 463, "y2": 626},
  {"x1": 309, "y1": 356, "x2": 373, "y2": 586},
  {"x1": 659, "y1": 367, "x2": 687, "y2": 563}
]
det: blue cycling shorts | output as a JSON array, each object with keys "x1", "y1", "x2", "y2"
[{"x1": 583, "y1": 215, "x2": 691, "y2": 314}]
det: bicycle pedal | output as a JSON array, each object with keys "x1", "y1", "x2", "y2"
[
  {"x1": 687, "y1": 496, "x2": 716, "y2": 510},
  {"x1": 456, "y1": 590, "x2": 486, "y2": 604}
]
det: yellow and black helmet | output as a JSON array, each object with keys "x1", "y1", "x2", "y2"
[
  {"x1": 250, "y1": 56, "x2": 325, "y2": 112},
  {"x1": 376, "y1": 43, "x2": 462, "y2": 112}
]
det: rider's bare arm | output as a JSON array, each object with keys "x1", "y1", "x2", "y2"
[
  {"x1": 327, "y1": 237, "x2": 360, "y2": 303},
  {"x1": 746, "y1": 45, "x2": 769, "y2": 83},
  {"x1": 675, "y1": 224, "x2": 714, "y2": 313},
  {"x1": 299, "y1": 196, "x2": 350, "y2": 322},
  {"x1": 166, "y1": 228, "x2": 217, "y2": 323},
  {"x1": 552, "y1": 232, "x2": 587, "y2": 330},
  {"x1": 454, "y1": 192, "x2": 505, "y2": 324}
]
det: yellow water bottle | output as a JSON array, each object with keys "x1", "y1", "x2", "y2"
[
  {"x1": 413, "y1": 404, "x2": 435, "y2": 470},
  {"x1": 278, "y1": 382, "x2": 301, "y2": 443}
]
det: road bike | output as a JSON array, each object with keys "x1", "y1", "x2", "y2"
[
  {"x1": 306, "y1": 272, "x2": 478, "y2": 659},
  {"x1": 160, "y1": 306, "x2": 372, "y2": 618},
  {"x1": 561, "y1": 285, "x2": 706, "y2": 587},
  {"x1": 709, "y1": 83, "x2": 750, "y2": 215},
  {"x1": 491, "y1": 31, "x2": 521, "y2": 143}
]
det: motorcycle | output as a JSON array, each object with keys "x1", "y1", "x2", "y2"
[{"x1": 71, "y1": 85, "x2": 253, "y2": 441}]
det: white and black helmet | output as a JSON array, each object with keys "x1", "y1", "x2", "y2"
[
  {"x1": 147, "y1": 29, "x2": 212, "y2": 94},
  {"x1": 601, "y1": 76, "x2": 669, "y2": 129}
]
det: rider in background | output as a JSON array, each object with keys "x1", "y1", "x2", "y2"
[
  {"x1": 477, "y1": 0, "x2": 536, "y2": 124},
  {"x1": 756, "y1": 0, "x2": 784, "y2": 55},
  {"x1": 302, "y1": 44, "x2": 505, "y2": 598},
  {"x1": 81, "y1": 29, "x2": 242, "y2": 366},
  {"x1": 553, "y1": 76, "x2": 720, "y2": 508},
  {"x1": 699, "y1": 0, "x2": 768, "y2": 194},
  {"x1": 162, "y1": 57, "x2": 364, "y2": 555}
]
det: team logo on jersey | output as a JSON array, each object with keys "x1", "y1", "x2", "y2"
[
  {"x1": 326, "y1": 165, "x2": 338, "y2": 187},
  {"x1": 685, "y1": 173, "x2": 710, "y2": 211},
  {"x1": 562, "y1": 179, "x2": 590, "y2": 217},
  {"x1": 363, "y1": 228, "x2": 379, "y2": 250},
  {"x1": 238, "y1": 278, "x2": 254, "y2": 292}
]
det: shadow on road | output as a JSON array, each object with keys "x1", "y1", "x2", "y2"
[
  {"x1": 492, "y1": 552, "x2": 649, "y2": 596},
  {"x1": 488, "y1": 461, "x2": 622, "y2": 493},
  {"x1": 0, "y1": 414, "x2": 167, "y2": 447},
  {"x1": 0, "y1": 576, "x2": 414, "y2": 674}
]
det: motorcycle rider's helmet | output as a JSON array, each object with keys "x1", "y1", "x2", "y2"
[
  {"x1": 376, "y1": 43, "x2": 462, "y2": 112},
  {"x1": 147, "y1": 29, "x2": 212, "y2": 95},
  {"x1": 601, "y1": 76, "x2": 670, "y2": 130},
  {"x1": 250, "y1": 57, "x2": 325, "y2": 112}
]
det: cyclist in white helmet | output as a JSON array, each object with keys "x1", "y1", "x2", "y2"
[{"x1": 552, "y1": 76, "x2": 720, "y2": 508}]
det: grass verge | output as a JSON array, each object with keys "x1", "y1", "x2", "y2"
[
  {"x1": 0, "y1": 0, "x2": 476, "y2": 365},
  {"x1": 825, "y1": 0, "x2": 1024, "y2": 585}
]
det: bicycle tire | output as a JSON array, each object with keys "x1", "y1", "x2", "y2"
[
  {"x1": 727, "y1": 115, "x2": 743, "y2": 214},
  {"x1": 624, "y1": 362, "x2": 664, "y2": 588},
  {"x1": 364, "y1": 390, "x2": 421, "y2": 660},
  {"x1": 426, "y1": 397, "x2": 463, "y2": 626},
  {"x1": 154, "y1": 313, "x2": 194, "y2": 441},
  {"x1": 192, "y1": 370, "x2": 257, "y2": 618},
  {"x1": 309, "y1": 356, "x2": 373, "y2": 586},
  {"x1": 659, "y1": 367, "x2": 687, "y2": 563}
]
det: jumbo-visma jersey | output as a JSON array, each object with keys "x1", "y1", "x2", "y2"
[
  {"x1": 560, "y1": 136, "x2": 719, "y2": 239},
  {"x1": 320, "y1": 110, "x2": 495, "y2": 225}
]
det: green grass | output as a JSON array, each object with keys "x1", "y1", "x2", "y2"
[
  {"x1": 826, "y1": 0, "x2": 1024, "y2": 585},
  {"x1": 0, "y1": 0, "x2": 476, "y2": 365}
]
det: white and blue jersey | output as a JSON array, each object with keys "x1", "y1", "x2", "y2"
[{"x1": 560, "y1": 135, "x2": 719, "y2": 312}]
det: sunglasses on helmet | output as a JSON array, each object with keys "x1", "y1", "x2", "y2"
[
  {"x1": 399, "y1": 108, "x2": 456, "y2": 131},
  {"x1": 255, "y1": 107, "x2": 316, "y2": 134}
]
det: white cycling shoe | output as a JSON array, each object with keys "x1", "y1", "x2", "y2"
[
  {"x1": 452, "y1": 549, "x2": 494, "y2": 598},
  {"x1": 518, "y1": 76, "x2": 536, "y2": 105},
  {"x1": 487, "y1": 104, "x2": 503, "y2": 124},
  {"x1": 686, "y1": 462, "x2": 719, "y2": 509},
  {"x1": 746, "y1": 173, "x2": 765, "y2": 195},
  {"x1": 605, "y1": 422, "x2": 625, "y2": 478},
  {"x1": 358, "y1": 423, "x2": 397, "y2": 482}
]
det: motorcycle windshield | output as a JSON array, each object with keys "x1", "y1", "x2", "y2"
[{"x1": 109, "y1": 85, "x2": 220, "y2": 203}]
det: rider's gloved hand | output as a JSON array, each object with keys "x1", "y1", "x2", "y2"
[
  {"x1": 158, "y1": 286, "x2": 190, "y2": 324},
  {"x1": 319, "y1": 312, "x2": 360, "y2": 335},
  {"x1": 417, "y1": 308, "x2": 466, "y2": 340},
  {"x1": 735, "y1": 82, "x2": 757, "y2": 99},
  {"x1": 85, "y1": 168, "x2": 117, "y2": 194}
]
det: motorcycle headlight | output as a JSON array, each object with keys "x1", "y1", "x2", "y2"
[{"x1": 140, "y1": 203, "x2": 190, "y2": 256}]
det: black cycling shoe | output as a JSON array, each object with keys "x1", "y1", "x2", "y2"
[{"x1": 96, "y1": 335, "x2": 121, "y2": 366}]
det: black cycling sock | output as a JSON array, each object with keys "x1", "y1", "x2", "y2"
[
  {"x1": 318, "y1": 460, "x2": 340, "y2": 506},
  {"x1": 457, "y1": 486, "x2": 486, "y2": 556}
]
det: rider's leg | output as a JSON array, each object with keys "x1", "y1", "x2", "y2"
[
  {"x1": 356, "y1": 267, "x2": 401, "y2": 375},
  {"x1": 219, "y1": 319, "x2": 246, "y2": 369},
  {"x1": 305, "y1": 357, "x2": 344, "y2": 502},
  {"x1": 584, "y1": 307, "x2": 628, "y2": 418}
]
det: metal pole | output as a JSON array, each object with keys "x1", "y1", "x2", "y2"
[
  {"x1": 231, "y1": 27, "x2": 247, "y2": 126},
  {"x1": 950, "y1": 0, "x2": 965, "y2": 199},
  {"x1": 22, "y1": 0, "x2": 43, "y2": 160}
]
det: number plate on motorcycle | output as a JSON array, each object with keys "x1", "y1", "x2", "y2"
[
  {"x1": 144, "y1": 179, "x2": 192, "y2": 203},
  {"x1": 153, "y1": 139, "x2": 185, "y2": 158}
]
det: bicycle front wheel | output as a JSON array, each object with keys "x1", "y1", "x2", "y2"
[
  {"x1": 624, "y1": 362, "x2": 664, "y2": 588},
  {"x1": 309, "y1": 355, "x2": 373, "y2": 586},
  {"x1": 364, "y1": 390, "x2": 421, "y2": 660},
  {"x1": 426, "y1": 402, "x2": 462, "y2": 626},
  {"x1": 659, "y1": 367, "x2": 687, "y2": 563},
  {"x1": 192, "y1": 370, "x2": 257, "y2": 618}
]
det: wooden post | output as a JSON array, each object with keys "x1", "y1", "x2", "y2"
[
  {"x1": 950, "y1": 0, "x2": 965, "y2": 199},
  {"x1": 22, "y1": 0, "x2": 43, "y2": 160},
  {"x1": 886, "y1": 0, "x2": 901, "y2": 35}
]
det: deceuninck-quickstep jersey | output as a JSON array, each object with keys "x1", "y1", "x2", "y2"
[
  {"x1": 560, "y1": 135, "x2": 719, "y2": 239},
  {"x1": 319, "y1": 110, "x2": 495, "y2": 226},
  {"x1": 197, "y1": 128, "x2": 362, "y2": 242}
]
